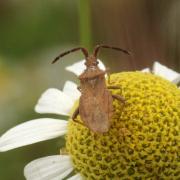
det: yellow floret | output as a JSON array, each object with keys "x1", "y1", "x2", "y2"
[{"x1": 66, "y1": 72, "x2": 180, "y2": 179}]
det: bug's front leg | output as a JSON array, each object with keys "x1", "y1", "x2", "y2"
[{"x1": 71, "y1": 107, "x2": 84, "y2": 126}]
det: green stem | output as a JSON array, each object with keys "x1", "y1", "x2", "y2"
[{"x1": 78, "y1": 0, "x2": 92, "y2": 50}]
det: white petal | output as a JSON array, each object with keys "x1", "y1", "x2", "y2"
[
  {"x1": 24, "y1": 155, "x2": 73, "y2": 180},
  {"x1": 172, "y1": 75, "x2": 180, "y2": 84},
  {"x1": 63, "y1": 81, "x2": 80, "y2": 102},
  {"x1": 153, "y1": 61, "x2": 180, "y2": 84},
  {"x1": 35, "y1": 88, "x2": 74, "y2": 115},
  {"x1": 98, "y1": 59, "x2": 106, "y2": 71},
  {"x1": 67, "y1": 174, "x2": 83, "y2": 180},
  {"x1": 141, "y1": 68, "x2": 151, "y2": 73},
  {"x1": 66, "y1": 59, "x2": 106, "y2": 76},
  {"x1": 0, "y1": 118, "x2": 67, "y2": 152}
]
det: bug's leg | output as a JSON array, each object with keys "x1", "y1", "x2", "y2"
[
  {"x1": 107, "y1": 72, "x2": 111, "y2": 84},
  {"x1": 112, "y1": 94, "x2": 125, "y2": 104},
  {"x1": 108, "y1": 85, "x2": 124, "y2": 101},
  {"x1": 108, "y1": 85, "x2": 121, "y2": 89},
  {"x1": 108, "y1": 85, "x2": 123, "y2": 95},
  {"x1": 72, "y1": 106, "x2": 79, "y2": 120},
  {"x1": 105, "y1": 68, "x2": 111, "y2": 84},
  {"x1": 71, "y1": 107, "x2": 84, "y2": 126}
]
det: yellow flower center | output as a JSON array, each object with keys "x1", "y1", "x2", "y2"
[{"x1": 66, "y1": 72, "x2": 180, "y2": 179}]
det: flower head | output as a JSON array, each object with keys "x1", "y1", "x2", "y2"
[
  {"x1": 67, "y1": 71, "x2": 180, "y2": 179},
  {"x1": 0, "y1": 60, "x2": 179, "y2": 179}
]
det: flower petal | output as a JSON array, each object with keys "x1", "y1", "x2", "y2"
[
  {"x1": 153, "y1": 61, "x2": 180, "y2": 84},
  {"x1": 67, "y1": 174, "x2": 83, "y2": 180},
  {"x1": 141, "y1": 68, "x2": 151, "y2": 73},
  {"x1": 0, "y1": 118, "x2": 67, "y2": 152},
  {"x1": 172, "y1": 76, "x2": 180, "y2": 84},
  {"x1": 63, "y1": 81, "x2": 80, "y2": 102},
  {"x1": 66, "y1": 59, "x2": 106, "y2": 76},
  {"x1": 24, "y1": 155, "x2": 73, "y2": 180},
  {"x1": 35, "y1": 88, "x2": 74, "y2": 115}
]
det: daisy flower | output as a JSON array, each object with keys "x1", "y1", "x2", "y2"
[{"x1": 0, "y1": 60, "x2": 179, "y2": 180}]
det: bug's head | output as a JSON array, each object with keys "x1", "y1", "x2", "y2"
[{"x1": 84, "y1": 55, "x2": 99, "y2": 68}]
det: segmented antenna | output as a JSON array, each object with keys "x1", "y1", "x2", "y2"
[
  {"x1": 93, "y1": 44, "x2": 130, "y2": 58},
  {"x1": 52, "y1": 47, "x2": 89, "y2": 64}
]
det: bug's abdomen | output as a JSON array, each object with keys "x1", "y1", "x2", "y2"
[{"x1": 79, "y1": 89, "x2": 113, "y2": 133}]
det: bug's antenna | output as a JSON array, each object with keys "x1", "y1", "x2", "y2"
[
  {"x1": 93, "y1": 44, "x2": 130, "y2": 58},
  {"x1": 52, "y1": 47, "x2": 89, "y2": 64}
]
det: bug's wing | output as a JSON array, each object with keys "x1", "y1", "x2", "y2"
[
  {"x1": 101, "y1": 90, "x2": 113, "y2": 122},
  {"x1": 79, "y1": 91, "x2": 112, "y2": 133}
]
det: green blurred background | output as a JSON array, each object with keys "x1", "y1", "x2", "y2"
[{"x1": 0, "y1": 0, "x2": 180, "y2": 179}]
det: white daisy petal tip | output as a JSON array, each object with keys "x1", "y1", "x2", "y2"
[
  {"x1": 0, "y1": 118, "x2": 67, "y2": 152},
  {"x1": 141, "y1": 68, "x2": 151, "y2": 73},
  {"x1": 97, "y1": 59, "x2": 106, "y2": 71},
  {"x1": 63, "y1": 81, "x2": 80, "y2": 102},
  {"x1": 153, "y1": 61, "x2": 180, "y2": 84},
  {"x1": 35, "y1": 88, "x2": 74, "y2": 116},
  {"x1": 24, "y1": 155, "x2": 73, "y2": 180},
  {"x1": 172, "y1": 75, "x2": 180, "y2": 84},
  {"x1": 65, "y1": 59, "x2": 105, "y2": 76}
]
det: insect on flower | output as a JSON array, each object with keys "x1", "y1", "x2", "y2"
[{"x1": 52, "y1": 45, "x2": 130, "y2": 133}]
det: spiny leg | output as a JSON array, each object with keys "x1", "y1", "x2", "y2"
[{"x1": 71, "y1": 107, "x2": 84, "y2": 126}]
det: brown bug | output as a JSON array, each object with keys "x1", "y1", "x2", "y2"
[{"x1": 52, "y1": 45, "x2": 130, "y2": 133}]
